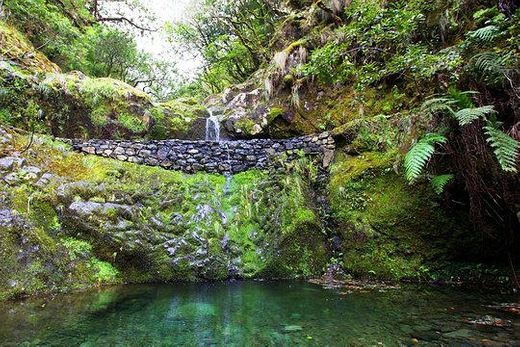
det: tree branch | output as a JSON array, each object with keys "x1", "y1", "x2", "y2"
[{"x1": 97, "y1": 16, "x2": 157, "y2": 32}]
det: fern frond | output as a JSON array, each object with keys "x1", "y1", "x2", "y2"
[
  {"x1": 484, "y1": 121, "x2": 520, "y2": 172},
  {"x1": 473, "y1": 52, "x2": 508, "y2": 73},
  {"x1": 471, "y1": 51, "x2": 511, "y2": 85},
  {"x1": 467, "y1": 25, "x2": 500, "y2": 42},
  {"x1": 453, "y1": 105, "x2": 495, "y2": 126},
  {"x1": 421, "y1": 97, "x2": 457, "y2": 115},
  {"x1": 404, "y1": 133, "x2": 447, "y2": 182},
  {"x1": 430, "y1": 174, "x2": 454, "y2": 194}
]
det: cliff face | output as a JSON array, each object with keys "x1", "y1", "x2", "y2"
[{"x1": 208, "y1": 0, "x2": 519, "y2": 253}]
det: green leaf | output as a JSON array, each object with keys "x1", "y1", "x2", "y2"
[
  {"x1": 453, "y1": 105, "x2": 495, "y2": 126},
  {"x1": 430, "y1": 174, "x2": 454, "y2": 194},
  {"x1": 404, "y1": 133, "x2": 447, "y2": 182},
  {"x1": 484, "y1": 121, "x2": 519, "y2": 172},
  {"x1": 467, "y1": 25, "x2": 500, "y2": 42}
]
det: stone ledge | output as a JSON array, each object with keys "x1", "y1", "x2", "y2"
[{"x1": 62, "y1": 133, "x2": 335, "y2": 174}]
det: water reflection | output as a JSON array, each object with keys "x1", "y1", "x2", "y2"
[{"x1": 0, "y1": 281, "x2": 518, "y2": 345}]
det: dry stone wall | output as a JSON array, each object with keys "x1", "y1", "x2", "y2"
[{"x1": 68, "y1": 133, "x2": 335, "y2": 174}]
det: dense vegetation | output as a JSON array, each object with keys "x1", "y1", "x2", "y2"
[{"x1": 0, "y1": 0, "x2": 519, "y2": 299}]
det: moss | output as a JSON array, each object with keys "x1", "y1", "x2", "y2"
[
  {"x1": 0, "y1": 129, "x2": 333, "y2": 299},
  {"x1": 328, "y1": 151, "x2": 473, "y2": 281},
  {"x1": 0, "y1": 21, "x2": 60, "y2": 73},
  {"x1": 89, "y1": 259, "x2": 120, "y2": 283},
  {"x1": 284, "y1": 39, "x2": 307, "y2": 54},
  {"x1": 62, "y1": 237, "x2": 93, "y2": 260},
  {"x1": 235, "y1": 118, "x2": 257, "y2": 135},
  {"x1": 267, "y1": 107, "x2": 285, "y2": 123}
]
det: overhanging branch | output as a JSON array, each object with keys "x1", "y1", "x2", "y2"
[{"x1": 97, "y1": 16, "x2": 157, "y2": 32}]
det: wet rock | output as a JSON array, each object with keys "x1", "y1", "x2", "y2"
[
  {"x1": 444, "y1": 328, "x2": 473, "y2": 339},
  {"x1": 68, "y1": 201, "x2": 136, "y2": 220},
  {"x1": 56, "y1": 181, "x2": 103, "y2": 202},
  {"x1": 464, "y1": 315, "x2": 512, "y2": 327}
]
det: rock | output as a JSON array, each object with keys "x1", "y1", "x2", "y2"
[
  {"x1": 68, "y1": 201, "x2": 136, "y2": 220},
  {"x1": 63, "y1": 133, "x2": 336, "y2": 174},
  {"x1": 83, "y1": 146, "x2": 96, "y2": 154},
  {"x1": 464, "y1": 315, "x2": 512, "y2": 327},
  {"x1": 20, "y1": 166, "x2": 42, "y2": 181},
  {"x1": 0, "y1": 156, "x2": 25, "y2": 171},
  {"x1": 444, "y1": 328, "x2": 473, "y2": 339},
  {"x1": 3, "y1": 172, "x2": 20, "y2": 185},
  {"x1": 35, "y1": 173, "x2": 55, "y2": 188},
  {"x1": 322, "y1": 149, "x2": 335, "y2": 168},
  {"x1": 0, "y1": 128, "x2": 12, "y2": 144},
  {"x1": 0, "y1": 209, "x2": 27, "y2": 228}
]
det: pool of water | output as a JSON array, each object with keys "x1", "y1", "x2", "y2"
[{"x1": 0, "y1": 281, "x2": 518, "y2": 346}]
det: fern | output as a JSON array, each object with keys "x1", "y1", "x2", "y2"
[
  {"x1": 471, "y1": 51, "x2": 512, "y2": 85},
  {"x1": 421, "y1": 97, "x2": 457, "y2": 115},
  {"x1": 430, "y1": 174, "x2": 454, "y2": 194},
  {"x1": 453, "y1": 105, "x2": 496, "y2": 126},
  {"x1": 467, "y1": 25, "x2": 500, "y2": 42},
  {"x1": 473, "y1": 51, "x2": 508, "y2": 73},
  {"x1": 484, "y1": 121, "x2": 520, "y2": 173},
  {"x1": 404, "y1": 133, "x2": 447, "y2": 182}
]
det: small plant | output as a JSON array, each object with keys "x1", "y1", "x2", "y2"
[
  {"x1": 404, "y1": 92, "x2": 519, "y2": 190},
  {"x1": 404, "y1": 133, "x2": 447, "y2": 182}
]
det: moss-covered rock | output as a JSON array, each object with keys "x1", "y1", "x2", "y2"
[
  {"x1": 328, "y1": 151, "x2": 476, "y2": 281},
  {"x1": 0, "y1": 127, "x2": 329, "y2": 300},
  {"x1": 0, "y1": 21, "x2": 208, "y2": 141},
  {"x1": 0, "y1": 22, "x2": 60, "y2": 74}
]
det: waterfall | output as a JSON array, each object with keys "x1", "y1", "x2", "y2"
[
  {"x1": 223, "y1": 142, "x2": 232, "y2": 194},
  {"x1": 205, "y1": 109, "x2": 220, "y2": 142},
  {"x1": 206, "y1": 108, "x2": 232, "y2": 192}
]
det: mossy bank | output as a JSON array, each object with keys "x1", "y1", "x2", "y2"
[{"x1": 0, "y1": 128, "x2": 328, "y2": 300}]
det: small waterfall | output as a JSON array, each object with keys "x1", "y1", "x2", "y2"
[
  {"x1": 206, "y1": 108, "x2": 232, "y2": 193},
  {"x1": 205, "y1": 109, "x2": 221, "y2": 142},
  {"x1": 223, "y1": 142, "x2": 232, "y2": 194}
]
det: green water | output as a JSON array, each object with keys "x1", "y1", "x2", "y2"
[{"x1": 0, "y1": 281, "x2": 518, "y2": 346}]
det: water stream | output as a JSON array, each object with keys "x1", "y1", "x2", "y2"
[
  {"x1": 205, "y1": 108, "x2": 221, "y2": 142},
  {"x1": 205, "y1": 108, "x2": 233, "y2": 193},
  {"x1": 0, "y1": 282, "x2": 518, "y2": 345}
]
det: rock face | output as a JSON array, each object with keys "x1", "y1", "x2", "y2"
[
  {"x1": 67, "y1": 132, "x2": 336, "y2": 173},
  {"x1": 0, "y1": 127, "x2": 331, "y2": 300}
]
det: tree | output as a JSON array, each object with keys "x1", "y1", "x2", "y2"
[
  {"x1": 88, "y1": 0, "x2": 157, "y2": 32},
  {"x1": 169, "y1": 0, "x2": 282, "y2": 94}
]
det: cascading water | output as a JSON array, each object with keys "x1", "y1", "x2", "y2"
[
  {"x1": 205, "y1": 108, "x2": 232, "y2": 193},
  {"x1": 205, "y1": 109, "x2": 221, "y2": 142},
  {"x1": 223, "y1": 143, "x2": 232, "y2": 194}
]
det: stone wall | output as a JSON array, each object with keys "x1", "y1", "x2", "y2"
[{"x1": 68, "y1": 133, "x2": 335, "y2": 174}]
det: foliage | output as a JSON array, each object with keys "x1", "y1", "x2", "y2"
[
  {"x1": 404, "y1": 133, "x2": 446, "y2": 182},
  {"x1": 168, "y1": 0, "x2": 281, "y2": 94},
  {"x1": 430, "y1": 174, "x2": 454, "y2": 195},
  {"x1": 484, "y1": 121, "x2": 520, "y2": 173},
  {"x1": 415, "y1": 92, "x2": 518, "y2": 175},
  {"x1": 3, "y1": 0, "x2": 176, "y2": 97}
]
